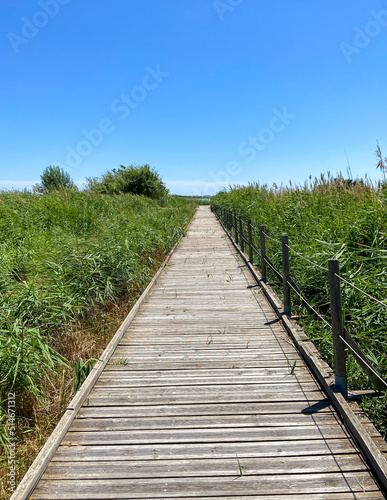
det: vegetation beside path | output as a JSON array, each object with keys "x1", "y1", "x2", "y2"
[{"x1": 212, "y1": 174, "x2": 387, "y2": 438}]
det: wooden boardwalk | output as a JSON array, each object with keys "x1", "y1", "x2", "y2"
[{"x1": 24, "y1": 206, "x2": 386, "y2": 498}]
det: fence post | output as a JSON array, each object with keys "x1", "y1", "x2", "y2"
[
  {"x1": 282, "y1": 235, "x2": 291, "y2": 315},
  {"x1": 328, "y1": 259, "x2": 347, "y2": 398},
  {"x1": 239, "y1": 216, "x2": 244, "y2": 252},
  {"x1": 234, "y1": 213, "x2": 238, "y2": 244},
  {"x1": 260, "y1": 225, "x2": 267, "y2": 283},
  {"x1": 247, "y1": 219, "x2": 253, "y2": 264}
]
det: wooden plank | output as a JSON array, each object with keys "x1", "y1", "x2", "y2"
[
  {"x1": 77, "y1": 400, "x2": 336, "y2": 418},
  {"x1": 108, "y1": 351, "x2": 300, "y2": 361},
  {"x1": 104, "y1": 360, "x2": 313, "y2": 370},
  {"x1": 62, "y1": 425, "x2": 353, "y2": 446},
  {"x1": 41, "y1": 454, "x2": 369, "y2": 479},
  {"x1": 95, "y1": 374, "x2": 316, "y2": 387},
  {"x1": 31, "y1": 472, "x2": 381, "y2": 499},
  {"x1": 52, "y1": 438, "x2": 360, "y2": 461},
  {"x1": 69, "y1": 412, "x2": 343, "y2": 431},
  {"x1": 88, "y1": 383, "x2": 323, "y2": 396},
  {"x1": 84, "y1": 389, "x2": 326, "y2": 406}
]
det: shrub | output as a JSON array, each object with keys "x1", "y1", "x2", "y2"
[
  {"x1": 35, "y1": 166, "x2": 76, "y2": 193},
  {"x1": 86, "y1": 164, "x2": 169, "y2": 202}
]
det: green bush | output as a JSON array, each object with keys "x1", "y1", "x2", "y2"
[
  {"x1": 86, "y1": 164, "x2": 169, "y2": 202},
  {"x1": 35, "y1": 166, "x2": 76, "y2": 193}
]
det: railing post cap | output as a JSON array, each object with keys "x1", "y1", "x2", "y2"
[{"x1": 328, "y1": 259, "x2": 340, "y2": 271}]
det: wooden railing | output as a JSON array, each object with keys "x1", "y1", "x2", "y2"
[{"x1": 212, "y1": 204, "x2": 387, "y2": 398}]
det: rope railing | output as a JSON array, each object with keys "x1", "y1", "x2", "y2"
[
  {"x1": 211, "y1": 203, "x2": 387, "y2": 397},
  {"x1": 261, "y1": 230, "x2": 282, "y2": 246},
  {"x1": 264, "y1": 255, "x2": 283, "y2": 281},
  {"x1": 215, "y1": 205, "x2": 386, "y2": 311},
  {"x1": 256, "y1": 225, "x2": 329, "y2": 273},
  {"x1": 287, "y1": 279, "x2": 332, "y2": 329},
  {"x1": 335, "y1": 273, "x2": 387, "y2": 309},
  {"x1": 286, "y1": 244, "x2": 328, "y2": 272}
]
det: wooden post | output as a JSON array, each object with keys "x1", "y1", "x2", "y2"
[
  {"x1": 328, "y1": 259, "x2": 348, "y2": 398},
  {"x1": 247, "y1": 219, "x2": 253, "y2": 264},
  {"x1": 260, "y1": 225, "x2": 267, "y2": 283},
  {"x1": 234, "y1": 213, "x2": 238, "y2": 244},
  {"x1": 282, "y1": 235, "x2": 291, "y2": 315},
  {"x1": 239, "y1": 216, "x2": 244, "y2": 252}
]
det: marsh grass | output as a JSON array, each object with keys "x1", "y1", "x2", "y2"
[
  {"x1": 0, "y1": 190, "x2": 195, "y2": 498},
  {"x1": 213, "y1": 174, "x2": 387, "y2": 437}
]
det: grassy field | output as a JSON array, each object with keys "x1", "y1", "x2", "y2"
[
  {"x1": 0, "y1": 189, "x2": 196, "y2": 498},
  {"x1": 212, "y1": 174, "x2": 387, "y2": 438}
]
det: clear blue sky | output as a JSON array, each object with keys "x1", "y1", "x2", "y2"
[{"x1": 1, "y1": 0, "x2": 387, "y2": 195}]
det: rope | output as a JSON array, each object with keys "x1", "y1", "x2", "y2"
[
  {"x1": 287, "y1": 280, "x2": 332, "y2": 328},
  {"x1": 262, "y1": 230, "x2": 282, "y2": 245},
  {"x1": 334, "y1": 274, "x2": 387, "y2": 309},
  {"x1": 264, "y1": 256, "x2": 283, "y2": 281},
  {"x1": 285, "y1": 244, "x2": 328, "y2": 272}
]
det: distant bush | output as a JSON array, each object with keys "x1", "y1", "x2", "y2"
[
  {"x1": 86, "y1": 164, "x2": 169, "y2": 202},
  {"x1": 35, "y1": 166, "x2": 76, "y2": 193}
]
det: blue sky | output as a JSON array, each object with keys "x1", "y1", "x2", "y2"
[{"x1": 1, "y1": 0, "x2": 387, "y2": 195}]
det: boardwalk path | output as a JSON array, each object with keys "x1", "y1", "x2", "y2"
[{"x1": 30, "y1": 206, "x2": 384, "y2": 499}]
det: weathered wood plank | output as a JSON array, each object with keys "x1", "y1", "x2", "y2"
[
  {"x1": 69, "y1": 412, "x2": 343, "y2": 431},
  {"x1": 104, "y1": 360, "x2": 312, "y2": 370},
  {"x1": 41, "y1": 454, "x2": 370, "y2": 479},
  {"x1": 95, "y1": 374, "x2": 316, "y2": 387},
  {"x1": 51, "y1": 439, "x2": 360, "y2": 461},
  {"x1": 62, "y1": 425, "x2": 354, "y2": 446},
  {"x1": 31, "y1": 472, "x2": 381, "y2": 499},
  {"x1": 77, "y1": 400, "x2": 335, "y2": 418}
]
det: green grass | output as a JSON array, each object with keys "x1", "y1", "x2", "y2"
[
  {"x1": 0, "y1": 189, "x2": 195, "y2": 496},
  {"x1": 212, "y1": 174, "x2": 387, "y2": 437}
]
